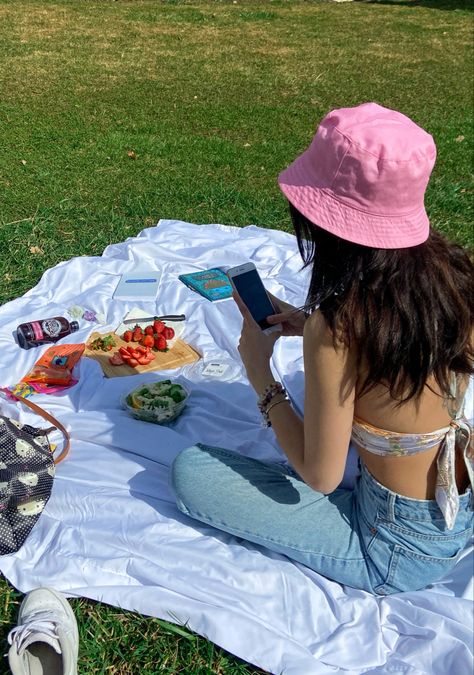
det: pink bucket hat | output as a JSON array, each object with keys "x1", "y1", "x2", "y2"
[{"x1": 278, "y1": 102, "x2": 437, "y2": 248}]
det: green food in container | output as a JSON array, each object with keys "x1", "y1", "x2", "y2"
[{"x1": 123, "y1": 380, "x2": 189, "y2": 424}]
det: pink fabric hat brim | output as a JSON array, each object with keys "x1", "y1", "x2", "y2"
[{"x1": 278, "y1": 150, "x2": 430, "y2": 250}]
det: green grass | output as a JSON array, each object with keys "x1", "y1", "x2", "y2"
[{"x1": 0, "y1": 0, "x2": 472, "y2": 672}]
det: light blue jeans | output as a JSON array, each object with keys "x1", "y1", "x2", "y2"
[{"x1": 172, "y1": 444, "x2": 474, "y2": 594}]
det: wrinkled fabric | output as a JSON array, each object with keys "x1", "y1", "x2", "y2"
[{"x1": 0, "y1": 220, "x2": 472, "y2": 675}]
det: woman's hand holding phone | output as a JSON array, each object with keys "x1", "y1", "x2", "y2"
[
  {"x1": 265, "y1": 293, "x2": 307, "y2": 337},
  {"x1": 228, "y1": 260, "x2": 307, "y2": 391},
  {"x1": 232, "y1": 289, "x2": 280, "y2": 393}
]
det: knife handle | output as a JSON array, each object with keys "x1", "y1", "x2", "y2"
[
  {"x1": 123, "y1": 314, "x2": 186, "y2": 324},
  {"x1": 157, "y1": 314, "x2": 186, "y2": 321}
]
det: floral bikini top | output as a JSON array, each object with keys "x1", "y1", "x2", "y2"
[{"x1": 351, "y1": 377, "x2": 473, "y2": 530}]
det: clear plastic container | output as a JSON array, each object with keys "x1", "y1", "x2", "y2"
[{"x1": 122, "y1": 380, "x2": 190, "y2": 424}]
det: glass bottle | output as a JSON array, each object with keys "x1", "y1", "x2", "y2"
[{"x1": 16, "y1": 317, "x2": 80, "y2": 350}]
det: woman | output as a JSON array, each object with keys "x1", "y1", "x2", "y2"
[{"x1": 172, "y1": 102, "x2": 473, "y2": 594}]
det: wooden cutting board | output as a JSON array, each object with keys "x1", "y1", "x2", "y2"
[{"x1": 84, "y1": 331, "x2": 201, "y2": 378}]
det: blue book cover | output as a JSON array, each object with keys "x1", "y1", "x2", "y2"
[
  {"x1": 178, "y1": 268, "x2": 233, "y2": 302},
  {"x1": 113, "y1": 271, "x2": 161, "y2": 300}
]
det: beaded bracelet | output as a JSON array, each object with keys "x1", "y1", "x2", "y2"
[
  {"x1": 257, "y1": 382, "x2": 289, "y2": 427},
  {"x1": 265, "y1": 397, "x2": 289, "y2": 421},
  {"x1": 261, "y1": 396, "x2": 290, "y2": 428},
  {"x1": 257, "y1": 382, "x2": 286, "y2": 412}
]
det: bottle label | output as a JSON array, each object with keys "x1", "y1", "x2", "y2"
[
  {"x1": 30, "y1": 321, "x2": 44, "y2": 341},
  {"x1": 41, "y1": 319, "x2": 62, "y2": 338}
]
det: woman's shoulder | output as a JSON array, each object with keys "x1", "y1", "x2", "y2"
[
  {"x1": 304, "y1": 310, "x2": 357, "y2": 402},
  {"x1": 304, "y1": 310, "x2": 342, "y2": 347}
]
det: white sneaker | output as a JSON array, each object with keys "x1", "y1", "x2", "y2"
[{"x1": 7, "y1": 587, "x2": 79, "y2": 675}]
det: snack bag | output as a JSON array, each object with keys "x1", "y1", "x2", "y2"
[{"x1": 21, "y1": 343, "x2": 85, "y2": 393}]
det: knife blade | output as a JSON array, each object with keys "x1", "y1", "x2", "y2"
[{"x1": 122, "y1": 314, "x2": 186, "y2": 324}]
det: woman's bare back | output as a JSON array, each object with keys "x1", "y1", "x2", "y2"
[{"x1": 354, "y1": 374, "x2": 469, "y2": 499}]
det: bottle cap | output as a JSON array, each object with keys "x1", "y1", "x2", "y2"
[
  {"x1": 70, "y1": 321, "x2": 79, "y2": 332},
  {"x1": 16, "y1": 327, "x2": 28, "y2": 349}
]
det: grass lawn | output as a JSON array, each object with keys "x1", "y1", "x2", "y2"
[{"x1": 0, "y1": 0, "x2": 472, "y2": 672}]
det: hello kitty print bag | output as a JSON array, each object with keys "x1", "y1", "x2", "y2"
[{"x1": 0, "y1": 394, "x2": 70, "y2": 555}]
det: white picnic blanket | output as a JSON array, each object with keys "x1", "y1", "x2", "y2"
[{"x1": 0, "y1": 220, "x2": 472, "y2": 675}]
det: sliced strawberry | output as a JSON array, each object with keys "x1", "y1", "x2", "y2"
[
  {"x1": 127, "y1": 346, "x2": 136, "y2": 355},
  {"x1": 128, "y1": 358, "x2": 139, "y2": 367},
  {"x1": 137, "y1": 356, "x2": 150, "y2": 365},
  {"x1": 136, "y1": 345, "x2": 147, "y2": 354},
  {"x1": 119, "y1": 347, "x2": 130, "y2": 356}
]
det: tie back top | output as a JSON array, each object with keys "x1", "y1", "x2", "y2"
[{"x1": 351, "y1": 378, "x2": 473, "y2": 530}]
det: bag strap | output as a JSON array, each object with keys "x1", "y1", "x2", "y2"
[{"x1": 9, "y1": 393, "x2": 70, "y2": 465}]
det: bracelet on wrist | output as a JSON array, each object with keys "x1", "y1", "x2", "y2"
[
  {"x1": 257, "y1": 381, "x2": 286, "y2": 411},
  {"x1": 265, "y1": 397, "x2": 289, "y2": 419},
  {"x1": 257, "y1": 382, "x2": 289, "y2": 427}
]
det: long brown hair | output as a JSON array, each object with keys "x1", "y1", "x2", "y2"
[{"x1": 289, "y1": 203, "x2": 474, "y2": 402}]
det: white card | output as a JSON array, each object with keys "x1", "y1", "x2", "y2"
[{"x1": 201, "y1": 362, "x2": 230, "y2": 378}]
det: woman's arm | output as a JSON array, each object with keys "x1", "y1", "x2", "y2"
[
  {"x1": 262, "y1": 313, "x2": 356, "y2": 492},
  {"x1": 299, "y1": 312, "x2": 357, "y2": 492},
  {"x1": 235, "y1": 292, "x2": 356, "y2": 493}
]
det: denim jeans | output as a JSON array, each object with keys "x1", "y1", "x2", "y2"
[{"x1": 171, "y1": 443, "x2": 474, "y2": 594}]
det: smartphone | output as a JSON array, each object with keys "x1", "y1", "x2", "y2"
[{"x1": 227, "y1": 262, "x2": 280, "y2": 333}]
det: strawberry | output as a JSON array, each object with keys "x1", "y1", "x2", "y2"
[
  {"x1": 141, "y1": 335, "x2": 154, "y2": 348},
  {"x1": 123, "y1": 330, "x2": 133, "y2": 343},
  {"x1": 137, "y1": 355, "x2": 150, "y2": 365},
  {"x1": 128, "y1": 358, "x2": 138, "y2": 367},
  {"x1": 132, "y1": 331, "x2": 142, "y2": 342},
  {"x1": 154, "y1": 335, "x2": 167, "y2": 351},
  {"x1": 162, "y1": 326, "x2": 175, "y2": 340},
  {"x1": 144, "y1": 325, "x2": 154, "y2": 336},
  {"x1": 153, "y1": 320, "x2": 165, "y2": 334}
]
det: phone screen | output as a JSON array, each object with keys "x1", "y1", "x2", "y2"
[{"x1": 231, "y1": 269, "x2": 275, "y2": 329}]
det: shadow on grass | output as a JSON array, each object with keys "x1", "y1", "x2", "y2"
[{"x1": 358, "y1": 0, "x2": 472, "y2": 10}]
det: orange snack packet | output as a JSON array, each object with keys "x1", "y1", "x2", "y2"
[{"x1": 22, "y1": 344, "x2": 85, "y2": 387}]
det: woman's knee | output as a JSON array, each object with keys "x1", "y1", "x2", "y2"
[{"x1": 171, "y1": 445, "x2": 201, "y2": 504}]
